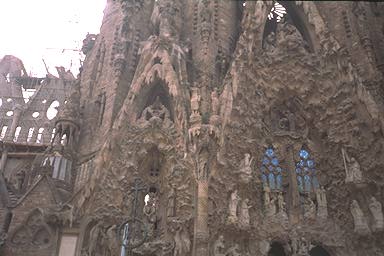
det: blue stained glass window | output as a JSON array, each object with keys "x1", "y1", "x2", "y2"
[
  {"x1": 269, "y1": 173, "x2": 275, "y2": 189},
  {"x1": 261, "y1": 148, "x2": 284, "y2": 191},
  {"x1": 297, "y1": 176, "x2": 303, "y2": 192},
  {"x1": 299, "y1": 149, "x2": 309, "y2": 159},
  {"x1": 266, "y1": 148, "x2": 274, "y2": 157},
  {"x1": 276, "y1": 174, "x2": 282, "y2": 190},
  {"x1": 296, "y1": 148, "x2": 319, "y2": 193}
]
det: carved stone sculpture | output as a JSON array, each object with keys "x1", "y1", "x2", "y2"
[
  {"x1": 143, "y1": 192, "x2": 158, "y2": 237},
  {"x1": 350, "y1": 200, "x2": 370, "y2": 235},
  {"x1": 316, "y1": 186, "x2": 328, "y2": 219},
  {"x1": 264, "y1": 32, "x2": 277, "y2": 53},
  {"x1": 303, "y1": 196, "x2": 316, "y2": 220},
  {"x1": 368, "y1": 197, "x2": 384, "y2": 232},
  {"x1": 213, "y1": 235, "x2": 226, "y2": 256},
  {"x1": 342, "y1": 148, "x2": 363, "y2": 184},
  {"x1": 277, "y1": 192, "x2": 288, "y2": 221},
  {"x1": 227, "y1": 190, "x2": 240, "y2": 224},
  {"x1": 190, "y1": 87, "x2": 201, "y2": 122},
  {"x1": 264, "y1": 187, "x2": 276, "y2": 217},
  {"x1": 167, "y1": 186, "x2": 176, "y2": 217},
  {"x1": 276, "y1": 20, "x2": 307, "y2": 54},
  {"x1": 88, "y1": 222, "x2": 103, "y2": 255},
  {"x1": 226, "y1": 243, "x2": 242, "y2": 256},
  {"x1": 239, "y1": 153, "x2": 253, "y2": 184},
  {"x1": 139, "y1": 96, "x2": 172, "y2": 128},
  {"x1": 239, "y1": 198, "x2": 251, "y2": 229},
  {"x1": 173, "y1": 223, "x2": 191, "y2": 256}
]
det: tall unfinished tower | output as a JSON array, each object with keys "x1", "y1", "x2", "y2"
[{"x1": 1, "y1": 1, "x2": 384, "y2": 256}]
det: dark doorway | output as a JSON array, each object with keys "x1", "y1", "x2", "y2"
[
  {"x1": 268, "y1": 242, "x2": 286, "y2": 256},
  {"x1": 310, "y1": 246, "x2": 331, "y2": 256}
]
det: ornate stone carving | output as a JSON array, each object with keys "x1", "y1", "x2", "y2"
[
  {"x1": 264, "y1": 187, "x2": 276, "y2": 217},
  {"x1": 238, "y1": 153, "x2": 253, "y2": 184},
  {"x1": 264, "y1": 32, "x2": 276, "y2": 53},
  {"x1": 143, "y1": 192, "x2": 159, "y2": 238},
  {"x1": 368, "y1": 197, "x2": 384, "y2": 232},
  {"x1": 171, "y1": 220, "x2": 191, "y2": 256},
  {"x1": 303, "y1": 196, "x2": 316, "y2": 220},
  {"x1": 316, "y1": 186, "x2": 328, "y2": 219},
  {"x1": 190, "y1": 87, "x2": 202, "y2": 125},
  {"x1": 213, "y1": 235, "x2": 226, "y2": 256},
  {"x1": 276, "y1": 20, "x2": 308, "y2": 54},
  {"x1": 226, "y1": 243, "x2": 242, "y2": 256},
  {"x1": 290, "y1": 236, "x2": 312, "y2": 256},
  {"x1": 342, "y1": 148, "x2": 363, "y2": 184},
  {"x1": 350, "y1": 200, "x2": 370, "y2": 235},
  {"x1": 239, "y1": 198, "x2": 252, "y2": 229},
  {"x1": 138, "y1": 96, "x2": 173, "y2": 128},
  {"x1": 227, "y1": 190, "x2": 240, "y2": 224}
]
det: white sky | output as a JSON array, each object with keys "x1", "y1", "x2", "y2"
[{"x1": 0, "y1": 0, "x2": 106, "y2": 77}]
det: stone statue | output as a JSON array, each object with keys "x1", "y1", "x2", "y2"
[
  {"x1": 239, "y1": 198, "x2": 252, "y2": 229},
  {"x1": 239, "y1": 153, "x2": 253, "y2": 184},
  {"x1": 14, "y1": 169, "x2": 26, "y2": 191},
  {"x1": 226, "y1": 243, "x2": 242, "y2": 256},
  {"x1": 227, "y1": 190, "x2": 240, "y2": 224},
  {"x1": 368, "y1": 197, "x2": 384, "y2": 232},
  {"x1": 213, "y1": 235, "x2": 226, "y2": 256},
  {"x1": 139, "y1": 96, "x2": 172, "y2": 127},
  {"x1": 88, "y1": 222, "x2": 103, "y2": 255},
  {"x1": 342, "y1": 148, "x2": 363, "y2": 184},
  {"x1": 143, "y1": 192, "x2": 158, "y2": 237},
  {"x1": 211, "y1": 89, "x2": 220, "y2": 116},
  {"x1": 190, "y1": 87, "x2": 201, "y2": 118},
  {"x1": 303, "y1": 197, "x2": 316, "y2": 220},
  {"x1": 276, "y1": 20, "x2": 307, "y2": 54},
  {"x1": 264, "y1": 187, "x2": 276, "y2": 217},
  {"x1": 316, "y1": 186, "x2": 328, "y2": 219},
  {"x1": 277, "y1": 192, "x2": 288, "y2": 221},
  {"x1": 173, "y1": 223, "x2": 191, "y2": 256},
  {"x1": 167, "y1": 186, "x2": 176, "y2": 217},
  {"x1": 264, "y1": 32, "x2": 276, "y2": 53},
  {"x1": 350, "y1": 200, "x2": 370, "y2": 234}
]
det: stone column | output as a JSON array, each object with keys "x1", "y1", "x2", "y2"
[
  {"x1": 193, "y1": 180, "x2": 209, "y2": 256},
  {"x1": 285, "y1": 143, "x2": 300, "y2": 224}
]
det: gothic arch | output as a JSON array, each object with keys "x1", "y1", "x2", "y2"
[
  {"x1": 262, "y1": 1, "x2": 315, "y2": 52},
  {"x1": 295, "y1": 146, "x2": 319, "y2": 193}
]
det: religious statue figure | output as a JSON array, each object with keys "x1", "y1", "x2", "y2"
[
  {"x1": 226, "y1": 243, "x2": 242, "y2": 256},
  {"x1": 213, "y1": 235, "x2": 226, "y2": 256},
  {"x1": 143, "y1": 192, "x2": 158, "y2": 237},
  {"x1": 13, "y1": 169, "x2": 26, "y2": 192},
  {"x1": 88, "y1": 222, "x2": 103, "y2": 255},
  {"x1": 167, "y1": 186, "x2": 176, "y2": 217},
  {"x1": 277, "y1": 192, "x2": 288, "y2": 221},
  {"x1": 342, "y1": 148, "x2": 363, "y2": 184},
  {"x1": 276, "y1": 19, "x2": 308, "y2": 54},
  {"x1": 190, "y1": 87, "x2": 201, "y2": 119},
  {"x1": 264, "y1": 187, "x2": 276, "y2": 217},
  {"x1": 139, "y1": 96, "x2": 172, "y2": 128},
  {"x1": 350, "y1": 200, "x2": 370, "y2": 234},
  {"x1": 316, "y1": 186, "x2": 328, "y2": 219},
  {"x1": 227, "y1": 190, "x2": 240, "y2": 224},
  {"x1": 303, "y1": 196, "x2": 316, "y2": 220},
  {"x1": 239, "y1": 198, "x2": 252, "y2": 229},
  {"x1": 264, "y1": 32, "x2": 276, "y2": 53},
  {"x1": 211, "y1": 89, "x2": 220, "y2": 116},
  {"x1": 368, "y1": 196, "x2": 384, "y2": 232},
  {"x1": 173, "y1": 223, "x2": 191, "y2": 256},
  {"x1": 239, "y1": 153, "x2": 253, "y2": 184}
]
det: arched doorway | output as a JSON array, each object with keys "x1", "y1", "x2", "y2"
[
  {"x1": 310, "y1": 245, "x2": 331, "y2": 256},
  {"x1": 268, "y1": 241, "x2": 287, "y2": 256}
]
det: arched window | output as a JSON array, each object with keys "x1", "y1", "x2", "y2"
[
  {"x1": 261, "y1": 148, "x2": 283, "y2": 191},
  {"x1": 296, "y1": 149, "x2": 319, "y2": 193}
]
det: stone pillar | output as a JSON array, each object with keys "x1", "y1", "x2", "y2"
[
  {"x1": 285, "y1": 144, "x2": 300, "y2": 224},
  {"x1": 193, "y1": 180, "x2": 209, "y2": 256}
]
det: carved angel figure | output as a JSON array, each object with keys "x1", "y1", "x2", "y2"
[
  {"x1": 239, "y1": 153, "x2": 253, "y2": 183},
  {"x1": 227, "y1": 190, "x2": 240, "y2": 223},
  {"x1": 368, "y1": 196, "x2": 384, "y2": 232},
  {"x1": 239, "y1": 199, "x2": 252, "y2": 229},
  {"x1": 350, "y1": 200, "x2": 370, "y2": 234},
  {"x1": 342, "y1": 148, "x2": 363, "y2": 184}
]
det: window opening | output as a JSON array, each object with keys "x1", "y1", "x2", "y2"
[
  {"x1": 0, "y1": 126, "x2": 8, "y2": 140},
  {"x1": 13, "y1": 127, "x2": 21, "y2": 142},
  {"x1": 296, "y1": 149, "x2": 319, "y2": 193},
  {"x1": 261, "y1": 148, "x2": 283, "y2": 191},
  {"x1": 27, "y1": 128, "x2": 35, "y2": 142},
  {"x1": 36, "y1": 128, "x2": 44, "y2": 143}
]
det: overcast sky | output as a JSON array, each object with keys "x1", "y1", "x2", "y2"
[{"x1": 0, "y1": 0, "x2": 106, "y2": 77}]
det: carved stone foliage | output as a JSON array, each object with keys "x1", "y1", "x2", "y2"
[
  {"x1": 270, "y1": 98, "x2": 308, "y2": 139},
  {"x1": 9, "y1": 209, "x2": 53, "y2": 249},
  {"x1": 137, "y1": 96, "x2": 173, "y2": 129}
]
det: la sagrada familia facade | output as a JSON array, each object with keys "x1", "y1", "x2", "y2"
[{"x1": 1, "y1": 1, "x2": 384, "y2": 255}]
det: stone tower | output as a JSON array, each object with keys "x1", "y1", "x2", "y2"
[{"x1": 1, "y1": 1, "x2": 384, "y2": 256}]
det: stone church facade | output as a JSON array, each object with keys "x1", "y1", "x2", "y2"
[{"x1": 1, "y1": 1, "x2": 384, "y2": 255}]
